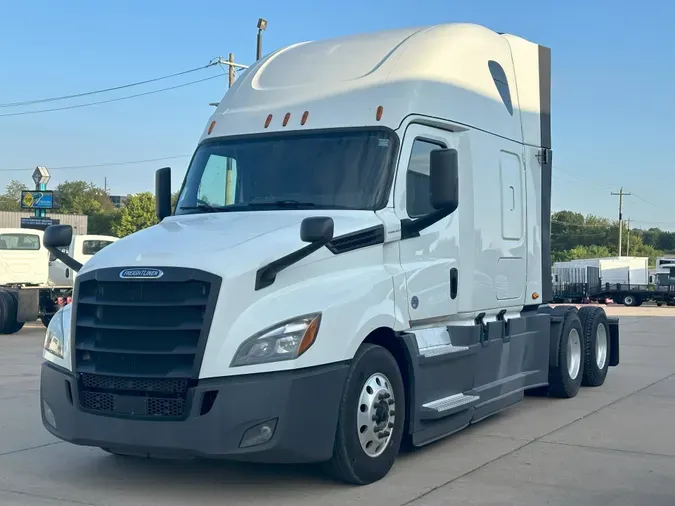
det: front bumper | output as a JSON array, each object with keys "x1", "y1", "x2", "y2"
[{"x1": 40, "y1": 361, "x2": 349, "y2": 463}]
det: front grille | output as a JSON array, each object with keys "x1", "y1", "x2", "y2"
[{"x1": 73, "y1": 267, "x2": 221, "y2": 419}]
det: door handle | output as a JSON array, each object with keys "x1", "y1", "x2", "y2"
[
  {"x1": 509, "y1": 185, "x2": 515, "y2": 211},
  {"x1": 450, "y1": 268, "x2": 458, "y2": 299}
]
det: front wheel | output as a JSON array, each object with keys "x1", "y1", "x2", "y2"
[{"x1": 324, "y1": 343, "x2": 405, "y2": 485}]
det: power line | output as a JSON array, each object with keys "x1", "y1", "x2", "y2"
[
  {"x1": 0, "y1": 63, "x2": 217, "y2": 108},
  {"x1": 0, "y1": 154, "x2": 192, "y2": 173},
  {"x1": 0, "y1": 74, "x2": 223, "y2": 117}
]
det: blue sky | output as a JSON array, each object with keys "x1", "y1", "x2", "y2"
[{"x1": 1, "y1": 0, "x2": 673, "y2": 229}]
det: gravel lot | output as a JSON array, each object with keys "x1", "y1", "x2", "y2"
[{"x1": 1, "y1": 307, "x2": 674, "y2": 505}]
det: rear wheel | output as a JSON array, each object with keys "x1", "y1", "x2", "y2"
[
  {"x1": 547, "y1": 306, "x2": 585, "y2": 398},
  {"x1": 623, "y1": 295, "x2": 637, "y2": 307},
  {"x1": 324, "y1": 343, "x2": 405, "y2": 485},
  {"x1": 577, "y1": 307, "x2": 610, "y2": 387},
  {"x1": 0, "y1": 291, "x2": 24, "y2": 334}
]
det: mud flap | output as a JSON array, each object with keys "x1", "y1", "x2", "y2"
[
  {"x1": 607, "y1": 317, "x2": 620, "y2": 367},
  {"x1": 16, "y1": 288, "x2": 39, "y2": 323}
]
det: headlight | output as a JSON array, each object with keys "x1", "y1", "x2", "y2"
[
  {"x1": 231, "y1": 313, "x2": 321, "y2": 367},
  {"x1": 44, "y1": 308, "x2": 66, "y2": 359}
]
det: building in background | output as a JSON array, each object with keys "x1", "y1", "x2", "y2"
[
  {"x1": 0, "y1": 211, "x2": 87, "y2": 235},
  {"x1": 109, "y1": 195, "x2": 128, "y2": 208}
]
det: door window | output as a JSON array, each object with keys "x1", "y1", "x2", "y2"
[{"x1": 406, "y1": 139, "x2": 445, "y2": 218}]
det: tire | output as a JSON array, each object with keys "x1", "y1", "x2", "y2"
[
  {"x1": 547, "y1": 306, "x2": 585, "y2": 399},
  {"x1": 40, "y1": 315, "x2": 53, "y2": 328},
  {"x1": 0, "y1": 291, "x2": 25, "y2": 334},
  {"x1": 324, "y1": 343, "x2": 405, "y2": 485},
  {"x1": 623, "y1": 295, "x2": 636, "y2": 307},
  {"x1": 577, "y1": 307, "x2": 610, "y2": 387}
]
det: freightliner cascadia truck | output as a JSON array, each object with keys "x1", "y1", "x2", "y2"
[{"x1": 39, "y1": 22, "x2": 620, "y2": 485}]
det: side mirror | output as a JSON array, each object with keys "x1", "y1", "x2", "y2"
[
  {"x1": 43, "y1": 225, "x2": 83, "y2": 273},
  {"x1": 430, "y1": 148, "x2": 459, "y2": 212},
  {"x1": 300, "y1": 216, "x2": 334, "y2": 244},
  {"x1": 44, "y1": 225, "x2": 73, "y2": 248},
  {"x1": 155, "y1": 166, "x2": 172, "y2": 221}
]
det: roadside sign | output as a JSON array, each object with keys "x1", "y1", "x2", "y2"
[
  {"x1": 20, "y1": 190, "x2": 54, "y2": 210},
  {"x1": 20, "y1": 217, "x2": 60, "y2": 230}
]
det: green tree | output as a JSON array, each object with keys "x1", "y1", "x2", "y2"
[
  {"x1": 55, "y1": 181, "x2": 114, "y2": 215},
  {"x1": 111, "y1": 192, "x2": 158, "y2": 237},
  {"x1": 0, "y1": 180, "x2": 29, "y2": 211}
]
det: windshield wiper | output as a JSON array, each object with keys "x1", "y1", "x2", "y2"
[
  {"x1": 178, "y1": 204, "x2": 238, "y2": 213},
  {"x1": 247, "y1": 199, "x2": 319, "y2": 208}
]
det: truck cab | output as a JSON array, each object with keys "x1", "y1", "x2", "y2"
[
  {"x1": 39, "y1": 23, "x2": 620, "y2": 485},
  {"x1": 0, "y1": 228, "x2": 48, "y2": 285},
  {"x1": 48, "y1": 234, "x2": 117, "y2": 287}
]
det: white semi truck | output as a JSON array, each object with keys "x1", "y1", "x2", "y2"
[{"x1": 39, "y1": 23, "x2": 621, "y2": 485}]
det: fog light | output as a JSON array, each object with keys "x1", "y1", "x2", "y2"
[
  {"x1": 42, "y1": 400, "x2": 57, "y2": 429},
  {"x1": 239, "y1": 418, "x2": 278, "y2": 448}
]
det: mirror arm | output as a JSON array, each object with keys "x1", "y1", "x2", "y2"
[
  {"x1": 46, "y1": 246, "x2": 83, "y2": 273},
  {"x1": 255, "y1": 241, "x2": 326, "y2": 291},
  {"x1": 400, "y1": 207, "x2": 455, "y2": 240}
]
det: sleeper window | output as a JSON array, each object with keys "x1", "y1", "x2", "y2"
[{"x1": 406, "y1": 139, "x2": 444, "y2": 218}]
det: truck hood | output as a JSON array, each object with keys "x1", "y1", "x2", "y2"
[{"x1": 82, "y1": 209, "x2": 385, "y2": 277}]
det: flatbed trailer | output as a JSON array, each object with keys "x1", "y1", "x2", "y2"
[{"x1": 591, "y1": 283, "x2": 675, "y2": 307}]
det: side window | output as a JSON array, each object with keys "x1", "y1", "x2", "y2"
[
  {"x1": 197, "y1": 154, "x2": 237, "y2": 206},
  {"x1": 82, "y1": 240, "x2": 113, "y2": 256},
  {"x1": 406, "y1": 139, "x2": 445, "y2": 218},
  {"x1": 488, "y1": 60, "x2": 514, "y2": 115}
]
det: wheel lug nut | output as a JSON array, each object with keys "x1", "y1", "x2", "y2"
[
  {"x1": 383, "y1": 392, "x2": 391, "y2": 399},
  {"x1": 382, "y1": 430, "x2": 391, "y2": 437},
  {"x1": 372, "y1": 415, "x2": 377, "y2": 421},
  {"x1": 389, "y1": 410, "x2": 395, "y2": 416},
  {"x1": 388, "y1": 399, "x2": 394, "y2": 405},
  {"x1": 388, "y1": 422, "x2": 394, "y2": 428}
]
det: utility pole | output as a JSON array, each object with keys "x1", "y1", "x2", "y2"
[
  {"x1": 626, "y1": 218, "x2": 631, "y2": 256},
  {"x1": 228, "y1": 52, "x2": 235, "y2": 88},
  {"x1": 611, "y1": 188, "x2": 631, "y2": 256}
]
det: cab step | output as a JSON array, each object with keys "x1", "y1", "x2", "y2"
[{"x1": 420, "y1": 393, "x2": 480, "y2": 420}]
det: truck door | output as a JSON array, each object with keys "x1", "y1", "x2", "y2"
[{"x1": 395, "y1": 124, "x2": 460, "y2": 323}]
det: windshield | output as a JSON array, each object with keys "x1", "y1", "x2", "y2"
[
  {"x1": 175, "y1": 129, "x2": 398, "y2": 214},
  {"x1": 0, "y1": 233, "x2": 40, "y2": 251}
]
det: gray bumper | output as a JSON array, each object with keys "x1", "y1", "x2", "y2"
[{"x1": 40, "y1": 361, "x2": 349, "y2": 463}]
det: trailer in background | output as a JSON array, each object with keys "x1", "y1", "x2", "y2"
[{"x1": 553, "y1": 256, "x2": 675, "y2": 307}]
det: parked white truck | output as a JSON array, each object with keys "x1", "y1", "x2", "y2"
[
  {"x1": 0, "y1": 228, "x2": 71, "y2": 333},
  {"x1": 39, "y1": 23, "x2": 620, "y2": 485},
  {"x1": 48, "y1": 234, "x2": 117, "y2": 287}
]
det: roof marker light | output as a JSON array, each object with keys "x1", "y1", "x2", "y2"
[
  {"x1": 282, "y1": 112, "x2": 291, "y2": 127},
  {"x1": 301, "y1": 111, "x2": 309, "y2": 125},
  {"x1": 264, "y1": 114, "x2": 273, "y2": 128},
  {"x1": 376, "y1": 105, "x2": 383, "y2": 121},
  {"x1": 208, "y1": 121, "x2": 216, "y2": 134}
]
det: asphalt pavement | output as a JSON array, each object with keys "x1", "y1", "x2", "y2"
[{"x1": 1, "y1": 308, "x2": 674, "y2": 505}]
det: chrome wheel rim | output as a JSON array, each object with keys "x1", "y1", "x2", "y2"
[
  {"x1": 357, "y1": 373, "x2": 395, "y2": 458},
  {"x1": 596, "y1": 323, "x2": 608, "y2": 370},
  {"x1": 567, "y1": 328, "x2": 582, "y2": 380},
  {"x1": 624, "y1": 296, "x2": 634, "y2": 306}
]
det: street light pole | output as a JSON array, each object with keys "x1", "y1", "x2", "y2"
[{"x1": 257, "y1": 18, "x2": 268, "y2": 60}]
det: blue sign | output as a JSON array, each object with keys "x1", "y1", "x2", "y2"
[{"x1": 20, "y1": 190, "x2": 54, "y2": 210}]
